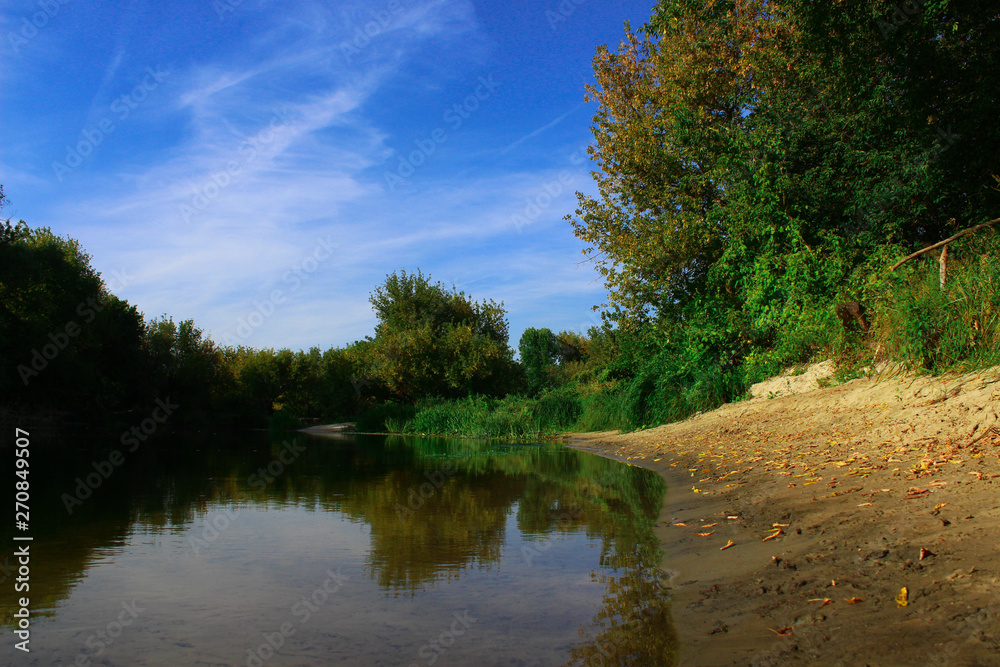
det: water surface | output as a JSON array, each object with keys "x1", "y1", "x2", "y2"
[{"x1": 0, "y1": 430, "x2": 677, "y2": 665}]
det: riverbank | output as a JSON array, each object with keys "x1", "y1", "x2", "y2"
[{"x1": 568, "y1": 366, "x2": 1000, "y2": 666}]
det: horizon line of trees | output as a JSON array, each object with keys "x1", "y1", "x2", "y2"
[{"x1": 1, "y1": 208, "x2": 601, "y2": 427}]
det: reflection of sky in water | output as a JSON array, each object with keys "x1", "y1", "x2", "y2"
[{"x1": 0, "y1": 434, "x2": 675, "y2": 666}]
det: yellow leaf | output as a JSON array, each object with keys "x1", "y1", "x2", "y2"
[{"x1": 896, "y1": 587, "x2": 909, "y2": 608}]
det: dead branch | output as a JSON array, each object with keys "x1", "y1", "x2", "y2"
[{"x1": 889, "y1": 216, "x2": 1000, "y2": 272}]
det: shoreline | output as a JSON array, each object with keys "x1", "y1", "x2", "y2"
[{"x1": 566, "y1": 368, "x2": 1000, "y2": 666}]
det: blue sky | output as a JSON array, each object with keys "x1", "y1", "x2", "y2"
[{"x1": 1, "y1": 0, "x2": 654, "y2": 351}]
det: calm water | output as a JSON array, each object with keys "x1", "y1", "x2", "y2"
[{"x1": 0, "y1": 430, "x2": 677, "y2": 666}]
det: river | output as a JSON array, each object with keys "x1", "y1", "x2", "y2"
[{"x1": 0, "y1": 429, "x2": 677, "y2": 666}]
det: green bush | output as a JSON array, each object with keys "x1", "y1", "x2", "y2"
[
  {"x1": 355, "y1": 402, "x2": 416, "y2": 433},
  {"x1": 870, "y1": 232, "x2": 1000, "y2": 372}
]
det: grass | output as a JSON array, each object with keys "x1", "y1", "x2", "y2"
[{"x1": 867, "y1": 231, "x2": 1000, "y2": 373}]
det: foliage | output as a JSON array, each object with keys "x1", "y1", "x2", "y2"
[
  {"x1": 518, "y1": 327, "x2": 559, "y2": 394},
  {"x1": 363, "y1": 270, "x2": 519, "y2": 401},
  {"x1": 563, "y1": 0, "x2": 1000, "y2": 427},
  {"x1": 868, "y1": 232, "x2": 1000, "y2": 372},
  {"x1": 0, "y1": 221, "x2": 146, "y2": 413}
]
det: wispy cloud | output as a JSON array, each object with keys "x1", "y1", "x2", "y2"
[
  {"x1": 500, "y1": 104, "x2": 585, "y2": 154},
  {"x1": 4, "y1": 0, "x2": 618, "y2": 351}
]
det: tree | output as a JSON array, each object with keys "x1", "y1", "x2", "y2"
[
  {"x1": 571, "y1": 1, "x2": 1000, "y2": 377},
  {"x1": 363, "y1": 270, "x2": 517, "y2": 400},
  {"x1": 518, "y1": 327, "x2": 559, "y2": 394},
  {"x1": 0, "y1": 222, "x2": 145, "y2": 413}
]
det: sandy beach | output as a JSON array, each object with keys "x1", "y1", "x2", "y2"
[{"x1": 568, "y1": 366, "x2": 1000, "y2": 666}]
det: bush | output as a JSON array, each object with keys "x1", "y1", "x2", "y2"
[{"x1": 869, "y1": 232, "x2": 1000, "y2": 372}]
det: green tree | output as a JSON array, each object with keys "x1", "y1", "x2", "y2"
[
  {"x1": 364, "y1": 270, "x2": 517, "y2": 401},
  {"x1": 142, "y1": 317, "x2": 222, "y2": 422},
  {"x1": 570, "y1": 1, "x2": 1000, "y2": 401},
  {"x1": 0, "y1": 221, "x2": 145, "y2": 413},
  {"x1": 518, "y1": 327, "x2": 559, "y2": 394}
]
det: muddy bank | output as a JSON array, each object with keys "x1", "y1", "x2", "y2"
[{"x1": 568, "y1": 367, "x2": 1000, "y2": 666}]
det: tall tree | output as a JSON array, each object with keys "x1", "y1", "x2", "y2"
[
  {"x1": 571, "y1": 0, "x2": 999, "y2": 348},
  {"x1": 363, "y1": 270, "x2": 517, "y2": 400},
  {"x1": 518, "y1": 327, "x2": 559, "y2": 394}
]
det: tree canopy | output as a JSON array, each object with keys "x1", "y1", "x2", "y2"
[
  {"x1": 572, "y1": 0, "x2": 1000, "y2": 338},
  {"x1": 361, "y1": 270, "x2": 518, "y2": 401}
]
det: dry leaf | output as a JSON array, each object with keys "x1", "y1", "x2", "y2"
[
  {"x1": 762, "y1": 529, "x2": 784, "y2": 542},
  {"x1": 696, "y1": 532, "x2": 715, "y2": 537},
  {"x1": 932, "y1": 502, "x2": 949, "y2": 512},
  {"x1": 720, "y1": 540, "x2": 735, "y2": 551},
  {"x1": 896, "y1": 587, "x2": 909, "y2": 607},
  {"x1": 772, "y1": 522, "x2": 790, "y2": 528},
  {"x1": 845, "y1": 597, "x2": 863, "y2": 604},
  {"x1": 808, "y1": 598, "x2": 833, "y2": 608},
  {"x1": 768, "y1": 626, "x2": 794, "y2": 637},
  {"x1": 857, "y1": 502, "x2": 873, "y2": 507},
  {"x1": 672, "y1": 523, "x2": 688, "y2": 527}
]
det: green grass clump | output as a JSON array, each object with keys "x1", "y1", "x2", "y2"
[{"x1": 868, "y1": 232, "x2": 1000, "y2": 373}]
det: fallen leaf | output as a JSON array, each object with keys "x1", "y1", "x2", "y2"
[
  {"x1": 727, "y1": 516, "x2": 739, "y2": 520},
  {"x1": 857, "y1": 502, "x2": 873, "y2": 507},
  {"x1": 762, "y1": 529, "x2": 784, "y2": 542},
  {"x1": 772, "y1": 522, "x2": 791, "y2": 528},
  {"x1": 720, "y1": 540, "x2": 735, "y2": 551},
  {"x1": 768, "y1": 626, "x2": 794, "y2": 637},
  {"x1": 696, "y1": 532, "x2": 715, "y2": 537},
  {"x1": 672, "y1": 523, "x2": 688, "y2": 527},
  {"x1": 896, "y1": 587, "x2": 909, "y2": 608},
  {"x1": 920, "y1": 548, "x2": 935, "y2": 561},
  {"x1": 702, "y1": 523, "x2": 718, "y2": 528},
  {"x1": 932, "y1": 502, "x2": 950, "y2": 513},
  {"x1": 845, "y1": 597, "x2": 864, "y2": 604},
  {"x1": 808, "y1": 598, "x2": 833, "y2": 608}
]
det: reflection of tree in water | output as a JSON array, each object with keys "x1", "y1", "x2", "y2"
[
  {"x1": 566, "y1": 558, "x2": 678, "y2": 667},
  {"x1": 1, "y1": 431, "x2": 677, "y2": 661},
  {"x1": 345, "y1": 470, "x2": 519, "y2": 594},
  {"x1": 341, "y1": 436, "x2": 668, "y2": 599},
  {"x1": 342, "y1": 435, "x2": 678, "y2": 664}
]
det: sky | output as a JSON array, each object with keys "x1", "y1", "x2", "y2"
[{"x1": 0, "y1": 0, "x2": 654, "y2": 351}]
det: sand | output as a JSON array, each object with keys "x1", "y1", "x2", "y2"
[{"x1": 568, "y1": 364, "x2": 1000, "y2": 666}]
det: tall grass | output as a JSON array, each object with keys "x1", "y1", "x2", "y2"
[{"x1": 869, "y1": 232, "x2": 1000, "y2": 372}]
